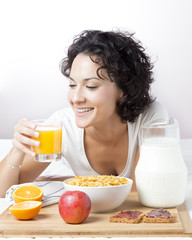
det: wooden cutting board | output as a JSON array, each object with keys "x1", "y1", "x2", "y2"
[{"x1": 0, "y1": 192, "x2": 192, "y2": 237}]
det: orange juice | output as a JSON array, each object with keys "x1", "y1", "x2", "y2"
[{"x1": 32, "y1": 127, "x2": 62, "y2": 155}]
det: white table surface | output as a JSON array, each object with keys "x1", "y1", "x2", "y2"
[{"x1": 0, "y1": 138, "x2": 192, "y2": 240}]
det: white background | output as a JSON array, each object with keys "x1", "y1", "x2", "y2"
[{"x1": 0, "y1": 0, "x2": 192, "y2": 138}]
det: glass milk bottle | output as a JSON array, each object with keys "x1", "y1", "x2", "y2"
[{"x1": 135, "y1": 118, "x2": 187, "y2": 208}]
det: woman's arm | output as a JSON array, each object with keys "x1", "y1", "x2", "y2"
[
  {"x1": 0, "y1": 119, "x2": 50, "y2": 197},
  {"x1": 0, "y1": 148, "x2": 50, "y2": 197}
]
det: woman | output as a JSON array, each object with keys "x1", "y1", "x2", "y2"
[{"x1": 0, "y1": 30, "x2": 168, "y2": 197}]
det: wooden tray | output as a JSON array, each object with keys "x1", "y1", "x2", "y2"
[{"x1": 0, "y1": 192, "x2": 192, "y2": 237}]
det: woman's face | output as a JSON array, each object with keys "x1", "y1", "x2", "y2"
[{"x1": 68, "y1": 53, "x2": 123, "y2": 128}]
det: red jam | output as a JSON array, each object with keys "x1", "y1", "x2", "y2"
[
  {"x1": 112, "y1": 210, "x2": 143, "y2": 219},
  {"x1": 146, "y1": 209, "x2": 172, "y2": 219}
]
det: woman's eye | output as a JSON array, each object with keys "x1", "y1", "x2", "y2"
[
  {"x1": 68, "y1": 84, "x2": 76, "y2": 88},
  {"x1": 86, "y1": 86, "x2": 98, "y2": 89}
]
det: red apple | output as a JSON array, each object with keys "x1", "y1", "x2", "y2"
[{"x1": 58, "y1": 190, "x2": 91, "y2": 224}]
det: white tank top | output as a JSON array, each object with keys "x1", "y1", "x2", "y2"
[{"x1": 46, "y1": 101, "x2": 168, "y2": 178}]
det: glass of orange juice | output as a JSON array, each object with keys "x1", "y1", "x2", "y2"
[{"x1": 32, "y1": 119, "x2": 62, "y2": 162}]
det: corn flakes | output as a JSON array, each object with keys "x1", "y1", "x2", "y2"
[{"x1": 65, "y1": 175, "x2": 128, "y2": 187}]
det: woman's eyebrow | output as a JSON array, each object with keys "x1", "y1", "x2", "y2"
[
  {"x1": 84, "y1": 77, "x2": 102, "y2": 81},
  {"x1": 69, "y1": 76, "x2": 102, "y2": 81},
  {"x1": 69, "y1": 76, "x2": 75, "y2": 81}
]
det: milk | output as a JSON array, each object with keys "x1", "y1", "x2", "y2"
[{"x1": 135, "y1": 137, "x2": 187, "y2": 208}]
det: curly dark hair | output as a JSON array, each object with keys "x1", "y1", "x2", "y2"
[{"x1": 60, "y1": 30, "x2": 155, "y2": 123}]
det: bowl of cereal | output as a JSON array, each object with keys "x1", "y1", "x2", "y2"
[{"x1": 63, "y1": 175, "x2": 133, "y2": 213}]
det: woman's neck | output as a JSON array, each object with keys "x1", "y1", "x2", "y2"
[{"x1": 84, "y1": 118, "x2": 128, "y2": 143}]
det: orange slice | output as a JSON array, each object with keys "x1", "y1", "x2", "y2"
[
  {"x1": 9, "y1": 201, "x2": 42, "y2": 220},
  {"x1": 13, "y1": 185, "x2": 43, "y2": 203}
]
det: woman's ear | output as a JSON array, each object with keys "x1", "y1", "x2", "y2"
[{"x1": 119, "y1": 90, "x2": 124, "y2": 99}]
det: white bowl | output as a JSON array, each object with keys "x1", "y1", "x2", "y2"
[{"x1": 63, "y1": 177, "x2": 133, "y2": 213}]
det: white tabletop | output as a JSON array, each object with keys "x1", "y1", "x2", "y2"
[{"x1": 0, "y1": 138, "x2": 192, "y2": 239}]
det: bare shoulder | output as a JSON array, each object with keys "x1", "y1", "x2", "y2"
[{"x1": 141, "y1": 101, "x2": 169, "y2": 124}]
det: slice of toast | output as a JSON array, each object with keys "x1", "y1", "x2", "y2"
[
  {"x1": 110, "y1": 210, "x2": 145, "y2": 224},
  {"x1": 143, "y1": 208, "x2": 175, "y2": 223}
]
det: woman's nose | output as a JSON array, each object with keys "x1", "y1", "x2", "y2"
[{"x1": 72, "y1": 88, "x2": 85, "y2": 103}]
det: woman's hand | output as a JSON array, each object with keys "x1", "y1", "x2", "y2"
[{"x1": 12, "y1": 118, "x2": 40, "y2": 157}]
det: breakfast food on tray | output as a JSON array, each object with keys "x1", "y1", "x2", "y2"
[
  {"x1": 110, "y1": 210, "x2": 145, "y2": 224},
  {"x1": 9, "y1": 201, "x2": 42, "y2": 220},
  {"x1": 13, "y1": 185, "x2": 43, "y2": 203},
  {"x1": 143, "y1": 208, "x2": 175, "y2": 223},
  {"x1": 109, "y1": 208, "x2": 175, "y2": 224},
  {"x1": 65, "y1": 175, "x2": 129, "y2": 187}
]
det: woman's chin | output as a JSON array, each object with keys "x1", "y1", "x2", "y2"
[{"x1": 75, "y1": 120, "x2": 91, "y2": 129}]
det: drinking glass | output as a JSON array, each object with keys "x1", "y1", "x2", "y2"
[{"x1": 32, "y1": 119, "x2": 62, "y2": 162}]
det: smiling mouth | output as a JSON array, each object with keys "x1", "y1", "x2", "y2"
[{"x1": 76, "y1": 108, "x2": 94, "y2": 113}]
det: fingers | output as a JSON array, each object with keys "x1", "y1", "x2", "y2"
[
  {"x1": 12, "y1": 118, "x2": 40, "y2": 156},
  {"x1": 14, "y1": 119, "x2": 38, "y2": 137},
  {"x1": 12, "y1": 138, "x2": 36, "y2": 157}
]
